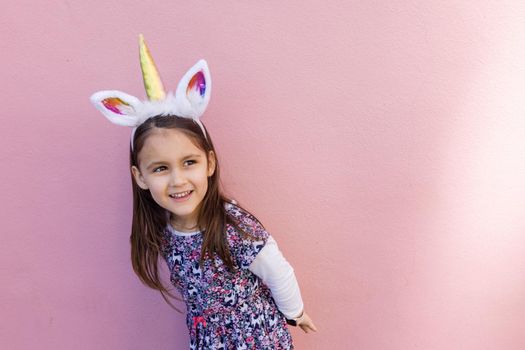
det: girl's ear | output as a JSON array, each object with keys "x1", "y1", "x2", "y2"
[
  {"x1": 90, "y1": 90, "x2": 143, "y2": 127},
  {"x1": 207, "y1": 150, "x2": 216, "y2": 177},
  {"x1": 174, "y1": 59, "x2": 211, "y2": 119},
  {"x1": 131, "y1": 165, "x2": 149, "y2": 190}
]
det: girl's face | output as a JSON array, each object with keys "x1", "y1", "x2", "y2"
[{"x1": 131, "y1": 128, "x2": 216, "y2": 229}]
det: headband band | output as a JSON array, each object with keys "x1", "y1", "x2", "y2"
[{"x1": 90, "y1": 34, "x2": 211, "y2": 150}]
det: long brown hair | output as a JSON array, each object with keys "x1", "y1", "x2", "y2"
[{"x1": 129, "y1": 115, "x2": 263, "y2": 311}]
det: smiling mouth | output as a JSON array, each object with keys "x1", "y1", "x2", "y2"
[{"x1": 169, "y1": 190, "x2": 193, "y2": 199}]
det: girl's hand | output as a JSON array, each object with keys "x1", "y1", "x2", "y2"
[{"x1": 297, "y1": 311, "x2": 318, "y2": 333}]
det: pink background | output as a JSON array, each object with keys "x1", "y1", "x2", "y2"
[{"x1": 2, "y1": 1, "x2": 525, "y2": 349}]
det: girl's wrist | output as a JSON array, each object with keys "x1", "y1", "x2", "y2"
[{"x1": 285, "y1": 309, "x2": 305, "y2": 326}]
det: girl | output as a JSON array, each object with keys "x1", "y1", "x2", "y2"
[{"x1": 90, "y1": 35, "x2": 316, "y2": 349}]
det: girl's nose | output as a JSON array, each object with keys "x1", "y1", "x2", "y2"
[{"x1": 169, "y1": 170, "x2": 186, "y2": 186}]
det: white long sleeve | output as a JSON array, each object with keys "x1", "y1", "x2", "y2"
[{"x1": 248, "y1": 235, "x2": 304, "y2": 319}]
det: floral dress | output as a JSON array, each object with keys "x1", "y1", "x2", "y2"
[{"x1": 160, "y1": 203, "x2": 294, "y2": 349}]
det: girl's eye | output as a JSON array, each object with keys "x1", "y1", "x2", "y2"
[
  {"x1": 152, "y1": 161, "x2": 195, "y2": 172},
  {"x1": 153, "y1": 166, "x2": 167, "y2": 173}
]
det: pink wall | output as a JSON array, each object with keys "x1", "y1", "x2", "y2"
[{"x1": 1, "y1": 1, "x2": 524, "y2": 349}]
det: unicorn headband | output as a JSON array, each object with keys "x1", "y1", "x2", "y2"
[{"x1": 90, "y1": 34, "x2": 211, "y2": 150}]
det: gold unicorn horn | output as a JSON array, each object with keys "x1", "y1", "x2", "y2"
[{"x1": 139, "y1": 34, "x2": 166, "y2": 101}]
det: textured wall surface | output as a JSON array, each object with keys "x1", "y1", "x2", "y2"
[{"x1": 1, "y1": 1, "x2": 524, "y2": 349}]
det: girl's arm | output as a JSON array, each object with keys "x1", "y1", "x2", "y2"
[{"x1": 249, "y1": 236, "x2": 318, "y2": 333}]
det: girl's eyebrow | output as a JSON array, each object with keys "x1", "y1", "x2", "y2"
[{"x1": 145, "y1": 154, "x2": 202, "y2": 170}]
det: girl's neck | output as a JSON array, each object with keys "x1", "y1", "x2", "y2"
[{"x1": 169, "y1": 214, "x2": 200, "y2": 233}]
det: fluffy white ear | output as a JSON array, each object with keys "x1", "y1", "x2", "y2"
[
  {"x1": 90, "y1": 90, "x2": 143, "y2": 127},
  {"x1": 174, "y1": 59, "x2": 211, "y2": 119}
]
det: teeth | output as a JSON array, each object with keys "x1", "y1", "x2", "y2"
[{"x1": 170, "y1": 190, "x2": 191, "y2": 198}]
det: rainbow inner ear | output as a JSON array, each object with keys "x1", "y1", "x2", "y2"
[
  {"x1": 102, "y1": 97, "x2": 132, "y2": 115},
  {"x1": 172, "y1": 59, "x2": 211, "y2": 119},
  {"x1": 187, "y1": 70, "x2": 206, "y2": 97}
]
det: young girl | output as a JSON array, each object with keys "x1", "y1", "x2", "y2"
[{"x1": 90, "y1": 35, "x2": 316, "y2": 349}]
